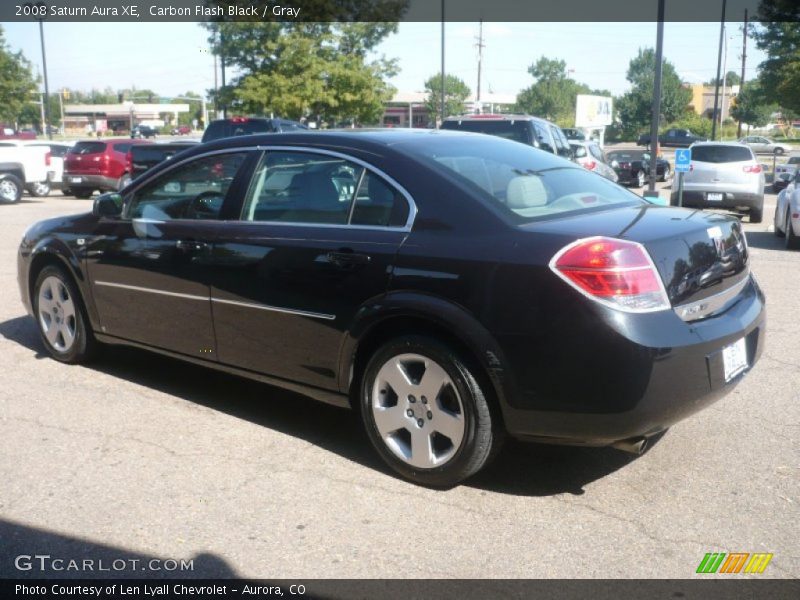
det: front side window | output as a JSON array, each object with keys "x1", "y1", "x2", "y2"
[
  {"x1": 533, "y1": 123, "x2": 554, "y2": 153},
  {"x1": 241, "y1": 151, "x2": 409, "y2": 227},
  {"x1": 127, "y1": 152, "x2": 247, "y2": 220}
]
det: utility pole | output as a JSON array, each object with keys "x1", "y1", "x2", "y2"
[
  {"x1": 220, "y1": 29, "x2": 227, "y2": 118},
  {"x1": 711, "y1": 0, "x2": 727, "y2": 140},
  {"x1": 475, "y1": 19, "x2": 485, "y2": 111},
  {"x1": 38, "y1": 20, "x2": 52, "y2": 139},
  {"x1": 736, "y1": 9, "x2": 748, "y2": 138},
  {"x1": 648, "y1": 0, "x2": 665, "y2": 194},
  {"x1": 440, "y1": 0, "x2": 445, "y2": 126}
]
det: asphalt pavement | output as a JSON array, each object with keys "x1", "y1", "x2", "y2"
[{"x1": 0, "y1": 187, "x2": 797, "y2": 580}]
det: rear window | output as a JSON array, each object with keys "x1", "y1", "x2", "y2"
[
  {"x1": 691, "y1": 145, "x2": 753, "y2": 163},
  {"x1": 441, "y1": 120, "x2": 531, "y2": 145},
  {"x1": 202, "y1": 119, "x2": 275, "y2": 142},
  {"x1": 788, "y1": 157, "x2": 800, "y2": 165},
  {"x1": 112, "y1": 143, "x2": 132, "y2": 154},
  {"x1": 410, "y1": 136, "x2": 642, "y2": 224},
  {"x1": 69, "y1": 142, "x2": 107, "y2": 155}
]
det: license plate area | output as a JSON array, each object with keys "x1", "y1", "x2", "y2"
[
  {"x1": 707, "y1": 192, "x2": 723, "y2": 201},
  {"x1": 722, "y1": 337, "x2": 748, "y2": 381},
  {"x1": 70, "y1": 177, "x2": 82, "y2": 183}
]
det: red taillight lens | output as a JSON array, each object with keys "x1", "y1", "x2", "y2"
[
  {"x1": 230, "y1": 116, "x2": 249, "y2": 123},
  {"x1": 743, "y1": 164, "x2": 762, "y2": 174},
  {"x1": 126, "y1": 150, "x2": 133, "y2": 172},
  {"x1": 583, "y1": 160, "x2": 597, "y2": 171},
  {"x1": 550, "y1": 237, "x2": 670, "y2": 312},
  {"x1": 44, "y1": 151, "x2": 51, "y2": 166}
]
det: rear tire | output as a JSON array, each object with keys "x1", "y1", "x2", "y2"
[
  {"x1": 33, "y1": 265, "x2": 96, "y2": 364},
  {"x1": 750, "y1": 203, "x2": 763, "y2": 224},
  {"x1": 774, "y1": 205, "x2": 785, "y2": 237},
  {"x1": 360, "y1": 335, "x2": 504, "y2": 487},
  {"x1": 635, "y1": 170, "x2": 646, "y2": 188},
  {"x1": 786, "y1": 209, "x2": 800, "y2": 250},
  {"x1": 73, "y1": 188, "x2": 93, "y2": 199},
  {"x1": 659, "y1": 165, "x2": 671, "y2": 182},
  {"x1": 0, "y1": 174, "x2": 23, "y2": 203},
  {"x1": 774, "y1": 147, "x2": 785, "y2": 156}
]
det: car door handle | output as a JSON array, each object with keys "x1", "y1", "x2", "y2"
[
  {"x1": 175, "y1": 240, "x2": 209, "y2": 252},
  {"x1": 327, "y1": 250, "x2": 371, "y2": 266}
]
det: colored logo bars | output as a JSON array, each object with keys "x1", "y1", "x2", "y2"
[{"x1": 696, "y1": 552, "x2": 773, "y2": 574}]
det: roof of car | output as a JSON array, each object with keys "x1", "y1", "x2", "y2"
[
  {"x1": 442, "y1": 114, "x2": 551, "y2": 123},
  {"x1": 690, "y1": 141, "x2": 750, "y2": 147}
]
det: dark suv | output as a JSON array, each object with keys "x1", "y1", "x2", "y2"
[
  {"x1": 440, "y1": 114, "x2": 574, "y2": 160},
  {"x1": 63, "y1": 139, "x2": 151, "y2": 198},
  {"x1": 201, "y1": 117, "x2": 308, "y2": 144}
]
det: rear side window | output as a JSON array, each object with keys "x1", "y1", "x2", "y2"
[
  {"x1": 351, "y1": 172, "x2": 409, "y2": 227},
  {"x1": 441, "y1": 120, "x2": 532, "y2": 145},
  {"x1": 70, "y1": 142, "x2": 107, "y2": 155},
  {"x1": 691, "y1": 145, "x2": 753, "y2": 163},
  {"x1": 533, "y1": 123, "x2": 554, "y2": 153}
]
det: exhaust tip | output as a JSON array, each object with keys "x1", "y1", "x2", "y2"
[{"x1": 611, "y1": 436, "x2": 649, "y2": 455}]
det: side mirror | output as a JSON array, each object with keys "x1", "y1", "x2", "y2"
[{"x1": 93, "y1": 192, "x2": 123, "y2": 218}]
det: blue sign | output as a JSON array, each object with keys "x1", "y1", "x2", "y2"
[{"x1": 675, "y1": 148, "x2": 692, "y2": 172}]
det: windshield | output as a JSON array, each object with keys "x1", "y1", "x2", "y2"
[{"x1": 405, "y1": 136, "x2": 642, "y2": 224}]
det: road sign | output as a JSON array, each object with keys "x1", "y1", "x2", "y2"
[{"x1": 675, "y1": 148, "x2": 692, "y2": 173}]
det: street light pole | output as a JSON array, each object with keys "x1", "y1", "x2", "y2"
[
  {"x1": 711, "y1": 0, "x2": 727, "y2": 140},
  {"x1": 647, "y1": 0, "x2": 665, "y2": 193},
  {"x1": 440, "y1": 0, "x2": 445, "y2": 127},
  {"x1": 38, "y1": 20, "x2": 52, "y2": 140}
]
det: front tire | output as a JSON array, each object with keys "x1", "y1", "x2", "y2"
[
  {"x1": 774, "y1": 204, "x2": 785, "y2": 237},
  {"x1": 360, "y1": 335, "x2": 503, "y2": 487},
  {"x1": 0, "y1": 175, "x2": 24, "y2": 203},
  {"x1": 33, "y1": 265, "x2": 96, "y2": 363}
]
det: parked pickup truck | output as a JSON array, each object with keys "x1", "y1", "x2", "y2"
[
  {"x1": 129, "y1": 140, "x2": 199, "y2": 181},
  {"x1": 637, "y1": 128, "x2": 708, "y2": 148},
  {"x1": 0, "y1": 144, "x2": 52, "y2": 203}
]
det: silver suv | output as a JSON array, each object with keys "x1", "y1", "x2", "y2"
[{"x1": 671, "y1": 142, "x2": 765, "y2": 223}]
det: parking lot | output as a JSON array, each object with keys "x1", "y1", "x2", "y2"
[{"x1": 0, "y1": 182, "x2": 798, "y2": 579}]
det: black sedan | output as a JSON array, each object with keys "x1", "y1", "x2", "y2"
[
  {"x1": 608, "y1": 150, "x2": 672, "y2": 187},
  {"x1": 17, "y1": 130, "x2": 765, "y2": 486}
]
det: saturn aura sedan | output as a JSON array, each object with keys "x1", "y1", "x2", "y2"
[{"x1": 17, "y1": 130, "x2": 765, "y2": 486}]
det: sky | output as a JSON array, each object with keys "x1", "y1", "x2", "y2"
[{"x1": 1, "y1": 21, "x2": 766, "y2": 101}]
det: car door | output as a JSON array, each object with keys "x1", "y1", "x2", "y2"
[
  {"x1": 84, "y1": 150, "x2": 254, "y2": 358},
  {"x1": 206, "y1": 148, "x2": 413, "y2": 391}
]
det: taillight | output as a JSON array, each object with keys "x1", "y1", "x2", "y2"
[
  {"x1": 230, "y1": 116, "x2": 249, "y2": 123},
  {"x1": 743, "y1": 164, "x2": 762, "y2": 174},
  {"x1": 549, "y1": 237, "x2": 670, "y2": 313},
  {"x1": 44, "y1": 151, "x2": 51, "y2": 166},
  {"x1": 126, "y1": 150, "x2": 133, "y2": 173},
  {"x1": 583, "y1": 160, "x2": 597, "y2": 171}
]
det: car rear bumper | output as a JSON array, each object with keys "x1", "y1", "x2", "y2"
[
  {"x1": 671, "y1": 190, "x2": 763, "y2": 210},
  {"x1": 62, "y1": 173, "x2": 119, "y2": 191},
  {"x1": 500, "y1": 275, "x2": 765, "y2": 446}
]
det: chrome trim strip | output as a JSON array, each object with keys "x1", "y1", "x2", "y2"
[
  {"x1": 210, "y1": 297, "x2": 336, "y2": 320},
  {"x1": 94, "y1": 281, "x2": 209, "y2": 302},
  {"x1": 673, "y1": 274, "x2": 750, "y2": 322}
]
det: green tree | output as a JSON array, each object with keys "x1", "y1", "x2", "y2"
[
  {"x1": 204, "y1": 19, "x2": 401, "y2": 125},
  {"x1": 515, "y1": 57, "x2": 591, "y2": 123},
  {"x1": 0, "y1": 26, "x2": 39, "y2": 125},
  {"x1": 729, "y1": 82, "x2": 775, "y2": 129},
  {"x1": 706, "y1": 71, "x2": 741, "y2": 86},
  {"x1": 752, "y1": 0, "x2": 800, "y2": 115},
  {"x1": 423, "y1": 73, "x2": 470, "y2": 123},
  {"x1": 616, "y1": 48, "x2": 691, "y2": 137}
]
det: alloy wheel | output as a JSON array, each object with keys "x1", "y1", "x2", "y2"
[
  {"x1": 38, "y1": 275, "x2": 77, "y2": 352},
  {"x1": 0, "y1": 179, "x2": 20, "y2": 202},
  {"x1": 370, "y1": 353, "x2": 465, "y2": 469}
]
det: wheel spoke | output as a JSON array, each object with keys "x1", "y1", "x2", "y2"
[
  {"x1": 45, "y1": 322, "x2": 60, "y2": 346},
  {"x1": 431, "y1": 406, "x2": 464, "y2": 443},
  {"x1": 408, "y1": 427, "x2": 433, "y2": 469},
  {"x1": 372, "y1": 404, "x2": 407, "y2": 437},
  {"x1": 380, "y1": 359, "x2": 413, "y2": 397},
  {"x1": 60, "y1": 295, "x2": 76, "y2": 320},
  {"x1": 417, "y1": 360, "x2": 449, "y2": 403},
  {"x1": 59, "y1": 321, "x2": 75, "y2": 349}
]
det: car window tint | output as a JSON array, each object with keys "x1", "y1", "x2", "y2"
[
  {"x1": 351, "y1": 172, "x2": 409, "y2": 227},
  {"x1": 421, "y1": 137, "x2": 642, "y2": 224},
  {"x1": 691, "y1": 145, "x2": 753, "y2": 163},
  {"x1": 242, "y1": 151, "x2": 360, "y2": 225},
  {"x1": 0, "y1": 142, "x2": 16, "y2": 147},
  {"x1": 70, "y1": 141, "x2": 107, "y2": 155},
  {"x1": 112, "y1": 143, "x2": 132, "y2": 154},
  {"x1": 440, "y1": 120, "x2": 531, "y2": 145},
  {"x1": 127, "y1": 152, "x2": 247, "y2": 221},
  {"x1": 533, "y1": 123, "x2": 553, "y2": 153}
]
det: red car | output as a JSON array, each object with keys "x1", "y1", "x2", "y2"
[
  {"x1": 171, "y1": 125, "x2": 192, "y2": 135},
  {"x1": 0, "y1": 125, "x2": 36, "y2": 140},
  {"x1": 63, "y1": 139, "x2": 150, "y2": 198}
]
